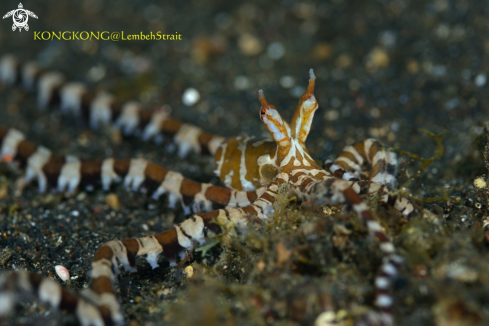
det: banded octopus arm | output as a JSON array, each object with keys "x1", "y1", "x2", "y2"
[
  {"x1": 324, "y1": 139, "x2": 398, "y2": 188},
  {"x1": 0, "y1": 55, "x2": 225, "y2": 157},
  {"x1": 0, "y1": 174, "x2": 287, "y2": 326},
  {"x1": 304, "y1": 178, "x2": 402, "y2": 326},
  {"x1": 0, "y1": 126, "x2": 264, "y2": 212},
  {"x1": 323, "y1": 139, "x2": 415, "y2": 217}
]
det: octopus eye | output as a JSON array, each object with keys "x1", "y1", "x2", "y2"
[{"x1": 260, "y1": 108, "x2": 266, "y2": 115}]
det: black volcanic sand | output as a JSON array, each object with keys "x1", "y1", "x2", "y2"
[{"x1": 0, "y1": 0, "x2": 489, "y2": 325}]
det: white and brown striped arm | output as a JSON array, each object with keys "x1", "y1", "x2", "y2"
[
  {"x1": 0, "y1": 55, "x2": 225, "y2": 157},
  {"x1": 359, "y1": 180, "x2": 415, "y2": 217},
  {"x1": 0, "y1": 175, "x2": 285, "y2": 325},
  {"x1": 323, "y1": 139, "x2": 398, "y2": 188},
  {"x1": 0, "y1": 270, "x2": 121, "y2": 326},
  {"x1": 322, "y1": 139, "x2": 415, "y2": 218},
  {"x1": 0, "y1": 126, "x2": 261, "y2": 212},
  {"x1": 306, "y1": 178, "x2": 402, "y2": 326}
]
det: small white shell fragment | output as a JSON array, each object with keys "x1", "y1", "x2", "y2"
[
  {"x1": 474, "y1": 177, "x2": 487, "y2": 190},
  {"x1": 314, "y1": 311, "x2": 336, "y2": 326},
  {"x1": 55, "y1": 265, "x2": 70, "y2": 281},
  {"x1": 184, "y1": 265, "x2": 194, "y2": 278}
]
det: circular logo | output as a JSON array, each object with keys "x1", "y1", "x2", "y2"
[
  {"x1": 2, "y1": 3, "x2": 38, "y2": 32},
  {"x1": 13, "y1": 9, "x2": 28, "y2": 28}
]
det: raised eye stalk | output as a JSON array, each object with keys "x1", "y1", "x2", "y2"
[
  {"x1": 290, "y1": 69, "x2": 318, "y2": 144},
  {"x1": 257, "y1": 70, "x2": 319, "y2": 163},
  {"x1": 258, "y1": 89, "x2": 292, "y2": 150}
]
